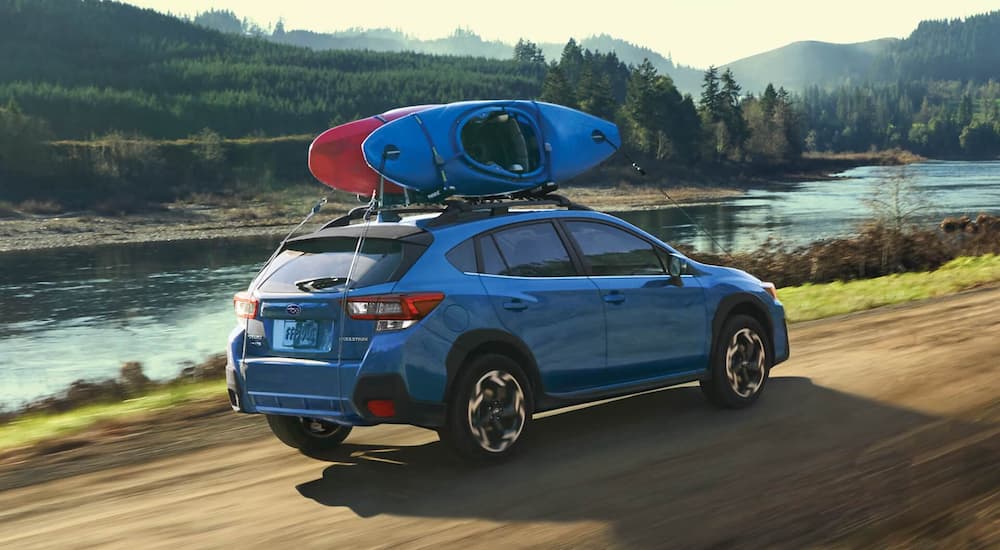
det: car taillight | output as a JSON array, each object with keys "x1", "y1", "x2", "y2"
[
  {"x1": 234, "y1": 292, "x2": 259, "y2": 319},
  {"x1": 761, "y1": 282, "x2": 778, "y2": 300},
  {"x1": 344, "y1": 293, "x2": 445, "y2": 331}
]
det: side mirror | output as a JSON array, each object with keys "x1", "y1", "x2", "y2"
[{"x1": 667, "y1": 255, "x2": 686, "y2": 279}]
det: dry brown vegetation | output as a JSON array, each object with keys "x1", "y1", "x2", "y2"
[{"x1": 685, "y1": 214, "x2": 1000, "y2": 288}]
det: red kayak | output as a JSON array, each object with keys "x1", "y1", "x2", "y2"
[{"x1": 308, "y1": 105, "x2": 437, "y2": 195}]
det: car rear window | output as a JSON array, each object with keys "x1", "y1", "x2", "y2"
[{"x1": 256, "y1": 238, "x2": 408, "y2": 293}]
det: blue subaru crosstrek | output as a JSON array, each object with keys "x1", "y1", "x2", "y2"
[{"x1": 227, "y1": 196, "x2": 789, "y2": 461}]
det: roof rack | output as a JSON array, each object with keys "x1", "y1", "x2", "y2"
[
  {"x1": 319, "y1": 182, "x2": 590, "y2": 230},
  {"x1": 425, "y1": 194, "x2": 590, "y2": 227},
  {"x1": 320, "y1": 204, "x2": 449, "y2": 229}
]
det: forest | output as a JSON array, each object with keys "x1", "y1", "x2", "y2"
[{"x1": 1, "y1": 1, "x2": 999, "y2": 210}]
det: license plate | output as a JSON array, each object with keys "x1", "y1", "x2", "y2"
[{"x1": 274, "y1": 320, "x2": 320, "y2": 350}]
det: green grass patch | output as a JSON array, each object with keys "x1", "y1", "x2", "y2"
[
  {"x1": 0, "y1": 380, "x2": 225, "y2": 451},
  {"x1": 781, "y1": 254, "x2": 1000, "y2": 322}
]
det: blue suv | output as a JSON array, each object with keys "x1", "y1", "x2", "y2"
[{"x1": 227, "y1": 196, "x2": 789, "y2": 461}]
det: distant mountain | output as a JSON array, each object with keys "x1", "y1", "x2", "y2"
[
  {"x1": 193, "y1": 12, "x2": 705, "y2": 95},
  {"x1": 722, "y1": 39, "x2": 896, "y2": 93},
  {"x1": 271, "y1": 27, "x2": 513, "y2": 59},
  {"x1": 876, "y1": 10, "x2": 1000, "y2": 83}
]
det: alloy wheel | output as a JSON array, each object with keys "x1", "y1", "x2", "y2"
[
  {"x1": 466, "y1": 370, "x2": 526, "y2": 453},
  {"x1": 724, "y1": 328, "x2": 766, "y2": 398}
]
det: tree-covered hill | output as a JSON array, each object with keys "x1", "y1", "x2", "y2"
[
  {"x1": 876, "y1": 10, "x2": 1000, "y2": 83},
  {"x1": 193, "y1": 10, "x2": 705, "y2": 96},
  {"x1": 0, "y1": 0, "x2": 545, "y2": 139},
  {"x1": 723, "y1": 39, "x2": 895, "y2": 92}
]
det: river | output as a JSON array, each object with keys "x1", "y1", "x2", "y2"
[{"x1": 2, "y1": 160, "x2": 998, "y2": 408}]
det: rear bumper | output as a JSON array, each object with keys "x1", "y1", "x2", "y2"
[{"x1": 225, "y1": 327, "x2": 446, "y2": 428}]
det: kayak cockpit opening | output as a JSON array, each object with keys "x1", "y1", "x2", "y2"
[{"x1": 460, "y1": 110, "x2": 541, "y2": 175}]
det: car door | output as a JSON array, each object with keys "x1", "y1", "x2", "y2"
[
  {"x1": 476, "y1": 221, "x2": 608, "y2": 395},
  {"x1": 562, "y1": 220, "x2": 708, "y2": 385}
]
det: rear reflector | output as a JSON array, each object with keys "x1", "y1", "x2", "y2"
[
  {"x1": 344, "y1": 293, "x2": 445, "y2": 321},
  {"x1": 366, "y1": 399, "x2": 396, "y2": 418},
  {"x1": 233, "y1": 292, "x2": 259, "y2": 319}
]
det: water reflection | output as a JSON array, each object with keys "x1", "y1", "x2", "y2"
[
  {"x1": 620, "y1": 161, "x2": 1000, "y2": 252},
  {"x1": 0, "y1": 237, "x2": 277, "y2": 408}
]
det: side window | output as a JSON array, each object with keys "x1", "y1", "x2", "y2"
[
  {"x1": 479, "y1": 235, "x2": 507, "y2": 275},
  {"x1": 482, "y1": 222, "x2": 577, "y2": 277},
  {"x1": 565, "y1": 221, "x2": 666, "y2": 276},
  {"x1": 446, "y1": 239, "x2": 476, "y2": 272}
]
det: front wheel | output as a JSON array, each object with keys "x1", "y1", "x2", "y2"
[
  {"x1": 439, "y1": 354, "x2": 533, "y2": 462},
  {"x1": 265, "y1": 414, "x2": 352, "y2": 454},
  {"x1": 700, "y1": 314, "x2": 771, "y2": 409}
]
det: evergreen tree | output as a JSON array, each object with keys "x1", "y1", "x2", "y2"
[
  {"x1": 698, "y1": 66, "x2": 722, "y2": 122},
  {"x1": 540, "y1": 63, "x2": 576, "y2": 108},
  {"x1": 957, "y1": 94, "x2": 974, "y2": 127},
  {"x1": 559, "y1": 38, "x2": 586, "y2": 87},
  {"x1": 513, "y1": 39, "x2": 545, "y2": 64},
  {"x1": 576, "y1": 64, "x2": 617, "y2": 120}
]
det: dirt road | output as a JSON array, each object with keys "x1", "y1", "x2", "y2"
[{"x1": 1, "y1": 288, "x2": 998, "y2": 548}]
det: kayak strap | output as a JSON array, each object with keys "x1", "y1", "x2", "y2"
[
  {"x1": 530, "y1": 101, "x2": 554, "y2": 183},
  {"x1": 412, "y1": 114, "x2": 449, "y2": 187}
]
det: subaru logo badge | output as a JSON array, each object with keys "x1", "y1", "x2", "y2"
[{"x1": 286, "y1": 304, "x2": 301, "y2": 316}]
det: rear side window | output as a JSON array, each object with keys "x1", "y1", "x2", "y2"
[
  {"x1": 483, "y1": 222, "x2": 577, "y2": 277},
  {"x1": 446, "y1": 240, "x2": 477, "y2": 272},
  {"x1": 565, "y1": 221, "x2": 666, "y2": 276},
  {"x1": 258, "y1": 238, "x2": 410, "y2": 292},
  {"x1": 480, "y1": 236, "x2": 507, "y2": 275}
]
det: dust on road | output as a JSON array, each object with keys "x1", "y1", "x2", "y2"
[{"x1": 1, "y1": 288, "x2": 998, "y2": 549}]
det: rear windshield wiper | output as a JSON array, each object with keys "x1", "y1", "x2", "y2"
[{"x1": 295, "y1": 277, "x2": 346, "y2": 292}]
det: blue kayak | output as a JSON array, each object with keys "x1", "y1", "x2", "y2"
[{"x1": 360, "y1": 100, "x2": 620, "y2": 197}]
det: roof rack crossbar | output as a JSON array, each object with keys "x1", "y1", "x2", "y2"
[
  {"x1": 320, "y1": 204, "x2": 450, "y2": 229},
  {"x1": 320, "y1": 191, "x2": 590, "y2": 230},
  {"x1": 425, "y1": 194, "x2": 590, "y2": 227}
]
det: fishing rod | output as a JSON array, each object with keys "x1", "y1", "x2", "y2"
[{"x1": 596, "y1": 131, "x2": 735, "y2": 261}]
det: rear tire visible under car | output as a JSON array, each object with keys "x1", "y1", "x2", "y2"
[{"x1": 265, "y1": 414, "x2": 352, "y2": 454}]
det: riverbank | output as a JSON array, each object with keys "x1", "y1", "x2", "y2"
[
  {"x1": 0, "y1": 184, "x2": 743, "y2": 253},
  {"x1": 0, "y1": 151, "x2": 921, "y2": 254}
]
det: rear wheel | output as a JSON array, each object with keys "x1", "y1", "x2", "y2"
[
  {"x1": 265, "y1": 414, "x2": 352, "y2": 454},
  {"x1": 700, "y1": 314, "x2": 771, "y2": 409},
  {"x1": 439, "y1": 354, "x2": 533, "y2": 462}
]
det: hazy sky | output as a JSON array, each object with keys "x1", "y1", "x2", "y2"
[{"x1": 123, "y1": 1, "x2": 999, "y2": 67}]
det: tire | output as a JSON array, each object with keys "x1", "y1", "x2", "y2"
[
  {"x1": 700, "y1": 314, "x2": 771, "y2": 409},
  {"x1": 265, "y1": 414, "x2": 352, "y2": 453},
  {"x1": 438, "y1": 353, "x2": 533, "y2": 463}
]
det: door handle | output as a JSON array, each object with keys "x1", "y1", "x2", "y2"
[
  {"x1": 603, "y1": 292, "x2": 626, "y2": 304},
  {"x1": 502, "y1": 300, "x2": 528, "y2": 311}
]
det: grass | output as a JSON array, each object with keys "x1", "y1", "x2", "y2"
[
  {"x1": 2, "y1": 254, "x2": 1000, "y2": 453},
  {"x1": 0, "y1": 380, "x2": 225, "y2": 452},
  {"x1": 781, "y1": 254, "x2": 1000, "y2": 322}
]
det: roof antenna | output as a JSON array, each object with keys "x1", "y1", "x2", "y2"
[
  {"x1": 594, "y1": 130, "x2": 734, "y2": 260},
  {"x1": 257, "y1": 196, "x2": 329, "y2": 273}
]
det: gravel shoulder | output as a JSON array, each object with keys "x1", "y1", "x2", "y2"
[{"x1": 0, "y1": 287, "x2": 997, "y2": 548}]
